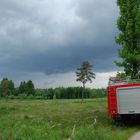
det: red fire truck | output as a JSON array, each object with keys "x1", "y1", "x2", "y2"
[{"x1": 107, "y1": 77, "x2": 140, "y2": 120}]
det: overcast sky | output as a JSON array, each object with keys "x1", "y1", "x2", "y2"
[{"x1": 0, "y1": 0, "x2": 121, "y2": 88}]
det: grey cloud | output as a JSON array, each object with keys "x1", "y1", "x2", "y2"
[{"x1": 0, "y1": 0, "x2": 120, "y2": 78}]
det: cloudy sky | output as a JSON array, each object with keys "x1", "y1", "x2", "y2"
[{"x1": 0, "y1": 0, "x2": 121, "y2": 88}]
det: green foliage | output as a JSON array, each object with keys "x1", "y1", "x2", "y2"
[
  {"x1": 0, "y1": 78, "x2": 106, "y2": 99},
  {"x1": 26, "y1": 80, "x2": 35, "y2": 95},
  {"x1": 0, "y1": 78, "x2": 15, "y2": 97},
  {"x1": 3, "y1": 87, "x2": 107, "y2": 100},
  {"x1": 18, "y1": 81, "x2": 26, "y2": 94},
  {"x1": 76, "y1": 61, "x2": 95, "y2": 86},
  {"x1": 18, "y1": 80, "x2": 35, "y2": 96},
  {"x1": 116, "y1": 72, "x2": 127, "y2": 79},
  {"x1": 76, "y1": 61, "x2": 96, "y2": 101},
  {"x1": 116, "y1": 0, "x2": 140, "y2": 78},
  {"x1": 35, "y1": 87, "x2": 107, "y2": 100},
  {"x1": 90, "y1": 89, "x2": 107, "y2": 98}
]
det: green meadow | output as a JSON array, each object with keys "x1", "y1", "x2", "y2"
[{"x1": 0, "y1": 98, "x2": 138, "y2": 140}]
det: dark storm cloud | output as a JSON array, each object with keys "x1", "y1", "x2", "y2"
[{"x1": 0, "y1": 0, "x2": 119, "y2": 77}]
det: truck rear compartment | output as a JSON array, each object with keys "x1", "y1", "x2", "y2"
[
  {"x1": 117, "y1": 86, "x2": 140, "y2": 114},
  {"x1": 107, "y1": 83, "x2": 140, "y2": 117}
]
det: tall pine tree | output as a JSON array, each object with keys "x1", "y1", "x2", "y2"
[{"x1": 76, "y1": 61, "x2": 95, "y2": 102}]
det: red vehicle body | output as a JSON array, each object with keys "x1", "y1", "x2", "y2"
[{"x1": 107, "y1": 80, "x2": 140, "y2": 118}]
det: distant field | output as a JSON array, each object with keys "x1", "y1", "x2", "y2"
[{"x1": 0, "y1": 98, "x2": 139, "y2": 140}]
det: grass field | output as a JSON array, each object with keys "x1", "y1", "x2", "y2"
[{"x1": 0, "y1": 98, "x2": 139, "y2": 140}]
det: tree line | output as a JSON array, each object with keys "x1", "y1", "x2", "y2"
[
  {"x1": 35, "y1": 87, "x2": 106, "y2": 99},
  {"x1": 0, "y1": 78, "x2": 35, "y2": 97},
  {"x1": 0, "y1": 78, "x2": 106, "y2": 99}
]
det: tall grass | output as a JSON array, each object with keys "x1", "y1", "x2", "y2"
[{"x1": 0, "y1": 98, "x2": 138, "y2": 140}]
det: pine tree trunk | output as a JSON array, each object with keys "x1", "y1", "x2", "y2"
[{"x1": 81, "y1": 83, "x2": 85, "y2": 103}]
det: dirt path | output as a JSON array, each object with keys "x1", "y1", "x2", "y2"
[{"x1": 129, "y1": 132, "x2": 140, "y2": 140}]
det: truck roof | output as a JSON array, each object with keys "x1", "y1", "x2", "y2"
[{"x1": 108, "y1": 77, "x2": 140, "y2": 87}]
